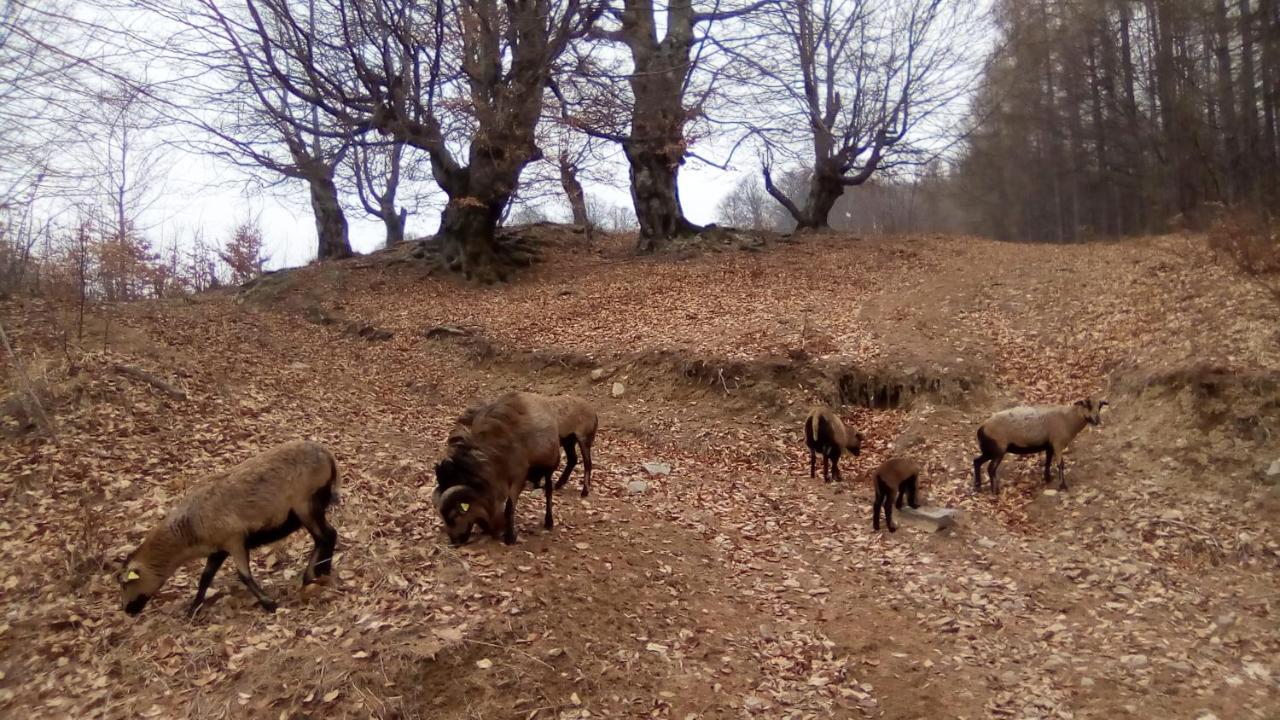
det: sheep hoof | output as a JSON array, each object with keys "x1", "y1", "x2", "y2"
[
  {"x1": 260, "y1": 600, "x2": 278, "y2": 613},
  {"x1": 888, "y1": 524, "x2": 897, "y2": 533}
]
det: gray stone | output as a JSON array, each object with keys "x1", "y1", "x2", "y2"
[
  {"x1": 898, "y1": 506, "x2": 961, "y2": 532},
  {"x1": 642, "y1": 462, "x2": 672, "y2": 477},
  {"x1": 1120, "y1": 654, "x2": 1149, "y2": 669},
  {"x1": 1268, "y1": 459, "x2": 1280, "y2": 476},
  {"x1": 611, "y1": 381, "x2": 625, "y2": 398},
  {"x1": 590, "y1": 368, "x2": 611, "y2": 381},
  {"x1": 627, "y1": 480, "x2": 650, "y2": 495}
]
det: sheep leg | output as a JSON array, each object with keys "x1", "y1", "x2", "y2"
[
  {"x1": 873, "y1": 482, "x2": 884, "y2": 531},
  {"x1": 298, "y1": 512, "x2": 338, "y2": 584},
  {"x1": 503, "y1": 499, "x2": 517, "y2": 545},
  {"x1": 908, "y1": 476, "x2": 920, "y2": 509},
  {"x1": 809, "y1": 449, "x2": 816, "y2": 479},
  {"x1": 884, "y1": 486, "x2": 898, "y2": 532},
  {"x1": 188, "y1": 551, "x2": 228, "y2": 618},
  {"x1": 987, "y1": 455, "x2": 1003, "y2": 494},
  {"x1": 580, "y1": 438, "x2": 593, "y2": 497},
  {"x1": 542, "y1": 469, "x2": 555, "y2": 531},
  {"x1": 555, "y1": 438, "x2": 578, "y2": 490},
  {"x1": 895, "y1": 482, "x2": 907, "y2": 510},
  {"x1": 1058, "y1": 456, "x2": 1068, "y2": 491},
  {"x1": 831, "y1": 453, "x2": 842, "y2": 483},
  {"x1": 229, "y1": 542, "x2": 277, "y2": 613},
  {"x1": 973, "y1": 455, "x2": 987, "y2": 491},
  {"x1": 822, "y1": 453, "x2": 830, "y2": 482},
  {"x1": 1043, "y1": 449, "x2": 1055, "y2": 484}
]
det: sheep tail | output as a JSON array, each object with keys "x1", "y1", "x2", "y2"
[
  {"x1": 816, "y1": 414, "x2": 833, "y2": 450},
  {"x1": 327, "y1": 451, "x2": 342, "y2": 505}
]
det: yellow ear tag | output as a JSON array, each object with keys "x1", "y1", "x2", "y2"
[
  {"x1": 126, "y1": 570, "x2": 140, "y2": 581},
  {"x1": 459, "y1": 502, "x2": 471, "y2": 513}
]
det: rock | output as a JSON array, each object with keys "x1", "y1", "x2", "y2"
[
  {"x1": 627, "y1": 480, "x2": 650, "y2": 495},
  {"x1": 611, "y1": 381, "x2": 625, "y2": 398},
  {"x1": 1079, "y1": 677, "x2": 1094, "y2": 688},
  {"x1": 1043, "y1": 488, "x2": 1058, "y2": 496},
  {"x1": 1214, "y1": 613, "x2": 1237, "y2": 630},
  {"x1": 1261, "y1": 459, "x2": 1280, "y2": 485},
  {"x1": 1120, "y1": 654, "x2": 1149, "y2": 670},
  {"x1": 344, "y1": 321, "x2": 393, "y2": 342},
  {"x1": 590, "y1": 368, "x2": 612, "y2": 381},
  {"x1": 977, "y1": 537, "x2": 998, "y2": 549},
  {"x1": 423, "y1": 324, "x2": 472, "y2": 339},
  {"x1": 899, "y1": 506, "x2": 960, "y2": 531},
  {"x1": 642, "y1": 462, "x2": 671, "y2": 477}
]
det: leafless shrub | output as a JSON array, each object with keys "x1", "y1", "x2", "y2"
[{"x1": 1207, "y1": 208, "x2": 1280, "y2": 305}]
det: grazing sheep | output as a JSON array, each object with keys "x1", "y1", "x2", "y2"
[
  {"x1": 433, "y1": 392, "x2": 561, "y2": 545},
  {"x1": 454, "y1": 394, "x2": 599, "y2": 497},
  {"x1": 803, "y1": 405, "x2": 864, "y2": 483},
  {"x1": 119, "y1": 440, "x2": 340, "y2": 617},
  {"x1": 538, "y1": 394, "x2": 598, "y2": 497},
  {"x1": 871, "y1": 457, "x2": 921, "y2": 533},
  {"x1": 973, "y1": 398, "x2": 1108, "y2": 493}
]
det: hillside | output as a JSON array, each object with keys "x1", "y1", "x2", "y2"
[{"x1": 1, "y1": 229, "x2": 1278, "y2": 719}]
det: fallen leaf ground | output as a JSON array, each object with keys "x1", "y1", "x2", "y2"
[{"x1": 1, "y1": 230, "x2": 1277, "y2": 719}]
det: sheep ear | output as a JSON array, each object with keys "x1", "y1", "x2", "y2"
[
  {"x1": 1074, "y1": 400, "x2": 1087, "y2": 407},
  {"x1": 126, "y1": 570, "x2": 140, "y2": 582},
  {"x1": 1099, "y1": 400, "x2": 1109, "y2": 408}
]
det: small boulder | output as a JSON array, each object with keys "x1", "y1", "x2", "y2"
[
  {"x1": 642, "y1": 462, "x2": 671, "y2": 477},
  {"x1": 898, "y1": 506, "x2": 960, "y2": 532},
  {"x1": 627, "y1": 480, "x2": 650, "y2": 495},
  {"x1": 590, "y1": 367, "x2": 613, "y2": 382},
  {"x1": 611, "y1": 381, "x2": 625, "y2": 398}
]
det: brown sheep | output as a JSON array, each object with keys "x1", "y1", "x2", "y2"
[
  {"x1": 119, "y1": 440, "x2": 340, "y2": 617},
  {"x1": 803, "y1": 405, "x2": 864, "y2": 483},
  {"x1": 973, "y1": 398, "x2": 1107, "y2": 493},
  {"x1": 433, "y1": 392, "x2": 561, "y2": 545},
  {"x1": 871, "y1": 457, "x2": 921, "y2": 532},
  {"x1": 454, "y1": 393, "x2": 599, "y2": 497}
]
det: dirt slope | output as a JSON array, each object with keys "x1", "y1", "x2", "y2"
[{"x1": 1, "y1": 230, "x2": 1277, "y2": 719}]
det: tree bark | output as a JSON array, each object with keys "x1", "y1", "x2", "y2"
[
  {"x1": 382, "y1": 204, "x2": 407, "y2": 246},
  {"x1": 307, "y1": 172, "x2": 352, "y2": 260},
  {"x1": 558, "y1": 151, "x2": 590, "y2": 230},
  {"x1": 626, "y1": 141, "x2": 699, "y2": 249},
  {"x1": 1239, "y1": 0, "x2": 1260, "y2": 200},
  {"x1": 619, "y1": 0, "x2": 703, "y2": 251},
  {"x1": 436, "y1": 199, "x2": 506, "y2": 283},
  {"x1": 796, "y1": 171, "x2": 842, "y2": 231}
]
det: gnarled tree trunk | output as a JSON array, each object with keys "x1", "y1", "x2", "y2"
[
  {"x1": 307, "y1": 172, "x2": 352, "y2": 260},
  {"x1": 626, "y1": 141, "x2": 699, "y2": 249},
  {"x1": 558, "y1": 152, "x2": 590, "y2": 231}
]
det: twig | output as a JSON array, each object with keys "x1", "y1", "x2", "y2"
[
  {"x1": 0, "y1": 319, "x2": 60, "y2": 445},
  {"x1": 1147, "y1": 518, "x2": 1224, "y2": 552},
  {"x1": 462, "y1": 638, "x2": 555, "y2": 670},
  {"x1": 111, "y1": 363, "x2": 188, "y2": 400}
]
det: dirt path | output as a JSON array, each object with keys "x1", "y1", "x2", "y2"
[{"x1": 1, "y1": 232, "x2": 1277, "y2": 719}]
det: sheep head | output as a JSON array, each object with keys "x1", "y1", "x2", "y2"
[
  {"x1": 118, "y1": 554, "x2": 165, "y2": 616},
  {"x1": 436, "y1": 485, "x2": 489, "y2": 546},
  {"x1": 1073, "y1": 398, "x2": 1108, "y2": 427},
  {"x1": 846, "y1": 430, "x2": 865, "y2": 455}
]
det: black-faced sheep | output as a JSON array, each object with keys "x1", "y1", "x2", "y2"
[
  {"x1": 118, "y1": 440, "x2": 340, "y2": 617},
  {"x1": 973, "y1": 398, "x2": 1107, "y2": 493},
  {"x1": 433, "y1": 392, "x2": 561, "y2": 545},
  {"x1": 871, "y1": 457, "x2": 921, "y2": 532},
  {"x1": 804, "y1": 405, "x2": 864, "y2": 483}
]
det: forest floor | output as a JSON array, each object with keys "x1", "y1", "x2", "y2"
[{"x1": 1, "y1": 228, "x2": 1279, "y2": 720}]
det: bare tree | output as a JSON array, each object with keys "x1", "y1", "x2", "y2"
[
  {"x1": 218, "y1": 0, "x2": 605, "y2": 281},
  {"x1": 747, "y1": 0, "x2": 976, "y2": 231},
  {"x1": 128, "y1": 0, "x2": 356, "y2": 261},
  {"x1": 716, "y1": 175, "x2": 772, "y2": 230},
  {"x1": 347, "y1": 139, "x2": 415, "y2": 246},
  {"x1": 556, "y1": 0, "x2": 772, "y2": 251}
]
